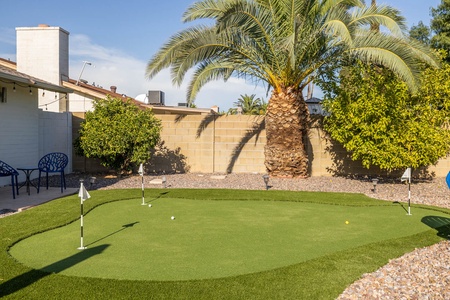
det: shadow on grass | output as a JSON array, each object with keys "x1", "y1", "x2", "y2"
[
  {"x1": 393, "y1": 201, "x2": 409, "y2": 214},
  {"x1": 0, "y1": 244, "x2": 109, "y2": 298},
  {"x1": 86, "y1": 222, "x2": 139, "y2": 247},
  {"x1": 147, "y1": 191, "x2": 169, "y2": 204},
  {"x1": 421, "y1": 216, "x2": 450, "y2": 239}
]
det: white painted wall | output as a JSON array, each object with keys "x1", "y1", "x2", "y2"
[
  {"x1": 0, "y1": 84, "x2": 40, "y2": 186},
  {"x1": 38, "y1": 110, "x2": 73, "y2": 174},
  {"x1": 68, "y1": 92, "x2": 95, "y2": 112},
  {"x1": 0, "y1": 82, "x2": 73, "y2": 188}
]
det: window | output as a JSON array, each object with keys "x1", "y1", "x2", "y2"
[{"x1": 0, "y1": 87, "x2": 6, "y2": 103}]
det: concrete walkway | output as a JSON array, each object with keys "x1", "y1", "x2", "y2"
[{"x1": 0, "y1": 185, "x2": 78, "y2": 212}]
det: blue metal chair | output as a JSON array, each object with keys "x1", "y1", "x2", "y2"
[
  {"x1": 0, "y1": 160, "x2": 19, "y2": 199},
  {"x1": 37, "y1": 152, "x2": 68, "y2": 193}
]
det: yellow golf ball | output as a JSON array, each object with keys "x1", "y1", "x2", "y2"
[{"x1": 345, "y1": 220, "x2": 349, "y2": 225}]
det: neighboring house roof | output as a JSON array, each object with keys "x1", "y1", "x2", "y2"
[
  {"x1": 63, "y1": 79, "x2": 215, "y2": 115},
  {"x1": 1, "y1": 57, "x2": 214, "y2": 115},
  {"x1": 305, "y1": 97, "x2": 322, "y2": 104},
  {"x1": 0, "y1": 58, "x2": 16, "y2": 69},
  {"x1": 63, "y1": 79, "x2": 144, "y2": 106},
  {"x1": 142, "y1": 104, "x2": 214, "y2": 115},
  {"x1": 0, "y1": 64, "x2": 72, "y2": 94}
]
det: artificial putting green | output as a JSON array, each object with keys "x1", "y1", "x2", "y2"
[{"x1": 9, "y1": 192, "x2": 450, "y2": 281}]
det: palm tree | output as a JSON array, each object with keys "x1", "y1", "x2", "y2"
[
  {"x1": 146, "y1": 0, "x2": 438, "y2": 178},
  {"x1": 234, "y1": 94, "x2": 265, "y2": 115}
]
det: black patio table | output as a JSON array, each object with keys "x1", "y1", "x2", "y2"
[{"x1": 17, "y1": 167, "x2": 39, "y2": 195}]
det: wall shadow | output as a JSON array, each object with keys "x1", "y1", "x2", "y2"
[
  {"x1": 174, "y1": 114, "x2": 187, "y2": 123},
  {"x1": 227, "y1": 119, "x2": 265, "y2": 173},
  {"x1": 196, "y1": 114, "x2": 222, "y2": 139},
  {"x1": 0, "y1": 244, "x2": 109, "y2": 297},
  {"x1": 147, "y1": 141, "x2": 190, "y2": 174},
  {"x1": 421, "y1": 215, "x2": 450, "y2": 239}
]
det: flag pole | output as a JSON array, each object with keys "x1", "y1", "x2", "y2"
[
  {"x1": 139, "y1": 163, "x2": 145, "y2": 205},
  {"x1": 407, "y1": 175, "x2": 411, "y2": 216},
  {"x1": 77, "y1": 180, "x2": 91, "y2": 250},
  {"x1": 78, "y1": 193, "x2": 86, "y2": 250},
  {"x1": 401, "y1": 167, "x2": 412, "y2": 216}
]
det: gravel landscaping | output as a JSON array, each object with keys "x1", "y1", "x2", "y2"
[{"x1": 5, "y1": 172, "x2": 450, "y2": 298}]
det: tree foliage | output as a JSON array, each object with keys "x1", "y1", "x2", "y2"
[
  {"x1": 409, "y1": 21, "x2": 431, "y2": 45},
  {"x1": 76, "y1": 97, "x2": 162, "y2": 173},
  {"x1": 322, "y1": 61, "x2": 450, "y2": 171},
  {"x1": 431, "y1": 0, "x2": 450, "y2": 61},
  {"x1": 227, "y1": 94, "x2": 267, "y2": 115}
]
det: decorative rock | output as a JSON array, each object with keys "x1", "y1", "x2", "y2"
[
  {"x1": 149, "y1": 179, "x2": 163, "y2": 184},
  {"x1": 210, "y1": 175, "x2": 227, "y2": 180}
]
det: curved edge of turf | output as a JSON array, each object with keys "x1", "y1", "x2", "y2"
[{"x1": 1, "y1": 188, "x2": 449, "y2": 299}]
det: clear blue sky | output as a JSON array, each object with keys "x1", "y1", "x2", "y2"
[{"x1": 0, "y1": 0, "x2": 442, "y2": 110}]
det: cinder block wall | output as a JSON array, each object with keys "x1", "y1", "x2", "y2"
[
  {"x1": 153, "y1": 115, "x2": 267, "y2": 174},
  {"x1": 72, "y1": 113, "x2": 450, "y2": 177}
]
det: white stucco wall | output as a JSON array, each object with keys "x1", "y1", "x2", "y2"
[
  {"x1": 0, "y1": 82, "x2": 73, "y2": 188},
  {"x1": 38, "y1": 110, "x2": 73, "y2": 174},
  {"x1": 68, "y1": 92, "x2": 95, "y2": 112},
  {"x1": 0, "y1": 85, "x2": 40, "y2": 186}
]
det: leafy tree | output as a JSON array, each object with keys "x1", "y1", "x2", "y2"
[
  {"x1": 76, "y1": 96, "x2": 162, "y2": 174},
  {"x1": 146, "y1": 0, "x2": 438, "y2": 177},
  {"x1": 431, "y1": 0, "x2": 450, "y2": 61},
  {"x1": 228, "y1": 94, "x2": 267, "y2": 115},
  {"x1": 409, "y1": 21, "x2": 431, "y2": 45},
  {"x1": 322, "y1": 61, "x2": 450, "y2": 171}
]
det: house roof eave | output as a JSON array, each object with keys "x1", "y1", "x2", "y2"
[{"x1": 0, "y1": 69, "x2": 73, "y2": 94}]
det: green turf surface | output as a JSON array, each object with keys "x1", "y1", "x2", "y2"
[
  {"x1": 1, "y1": 188, "x2": 449, "y2": 299},
  {"x1": 9, "y1": 197, "x2": 449, "y2": 281}
]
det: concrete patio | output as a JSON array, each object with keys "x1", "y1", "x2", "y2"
[{"x1": 0, "y1": 184, "x2": 78, "y2": 213}]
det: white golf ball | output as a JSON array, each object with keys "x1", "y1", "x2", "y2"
[
  {"x1": 148, "y1": 204, "x2": 152, "y2": 207},
  {"x1": 171, "y1": 216, "x2": 175, "y2": 220}
]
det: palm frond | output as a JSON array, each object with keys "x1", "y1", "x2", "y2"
[
  {"x1": 347, "y1": 31, "x2": 439, "y2": 92},
  {"x1": 349, "y1": 4, "x2": 407, "y2": 37},
  {"x1": 146, "y1": 0, "x2": 440, "y2": 103}
]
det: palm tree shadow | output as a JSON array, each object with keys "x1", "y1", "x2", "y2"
[
  {"x1": 227, "y1": 119, "x2": 265, "y2": 173},
  {"x1": 421, "y1": 215, "x2": 450, "y2": 239},
  {"x1": 86, "y1": 222, "x2": 139, "y2": 247},
  {"x1": 0, "y1": 244, "x2": 109, "y2": 297},
  {"x1": 196, "y1": 114, "x2": 222, "y2": 138},
  {"x1": 175, "y1": 114, "x2": 187, "y2": 123}
]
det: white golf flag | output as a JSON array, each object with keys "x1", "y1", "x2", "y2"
[
  {"x1": 401, "y1": 168, "x2": 411, "y2": 182},
  {"x1": 78, "y1": 182, "x2": 91, "y2": 201},
  {"x1": 138, "y1": 163, "x2": 144, "y2": 176}
]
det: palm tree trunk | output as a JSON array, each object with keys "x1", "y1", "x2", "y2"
[{"x1": 264, "y1": 87, "x2": 310, "y2": 178}]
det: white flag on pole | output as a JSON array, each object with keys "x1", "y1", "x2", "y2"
[
  {"x1": 138, "y1": 163, "x2": 144, "y2": 176},
  {"x1": 401, "y1": 168, "x2": 411, "y2": 182},
  {"x1": 78, "y1": 182, "x2": 91, "y2": 201}
]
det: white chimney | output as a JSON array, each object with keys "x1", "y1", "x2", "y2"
[
  {"x1": 16, "y1": 24, "x2": 70, "y2": 85},
  {"x1": 16, "y1": 25, "x2": 70, "y2": 112}
]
